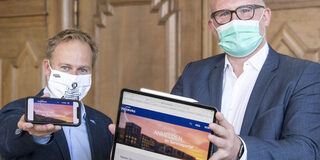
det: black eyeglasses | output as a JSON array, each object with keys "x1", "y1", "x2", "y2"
[{"x1": 211, "y1": 4, "x2": 265, "y2": 25}]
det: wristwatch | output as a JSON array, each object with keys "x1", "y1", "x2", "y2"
[
  {"x1": 238, "y1": 140, "x2": 244, "y2": 159},
  {"x1": 238, "y1": 141, "x2": 244, "y2": 159}
]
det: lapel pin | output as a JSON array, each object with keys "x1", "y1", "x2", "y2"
[{"x1": 90, "y1": 119, "x2": 96, "y2": 124}]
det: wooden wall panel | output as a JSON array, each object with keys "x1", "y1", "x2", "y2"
[
  {"x1": 0, "y1": 0, "x2": 46, "y2": 16},
  {"x1": 1, "y1": 59, "x2": 13, "y2": 107},
  {"x1": 0, "y1": 0, "x2": 47, "y2": 109},
  {"x1": 0, "y1": 28, "x2": 47, "y2": 58},
  {"x1": 95, "y1": 3, "x2": 167, "y2": 120},
  {"x1": 268, "y1": 6, "x2": 320, "y2": 62},
  {"x1": 177, "y1": 0, "x2": 202, "y2": 73},
  {"x1": 85, "y1": 0, "x2": 204, "y2": 121},
  {"x1": 0, "y1": 40, "x2": 44, "y2": 105}
]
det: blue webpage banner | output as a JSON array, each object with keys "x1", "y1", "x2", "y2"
[
  {"x1": 121, "y1": 104, "x2": 212, "y2": 132},
  {"x1": 34, "y1": 98, "x2": 73, "y2": 105}
]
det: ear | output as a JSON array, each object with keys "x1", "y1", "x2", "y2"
[
  {"x1": 208, "y1": 20, "x2": 218, "y2": 36},
  {"x1": 263, "y1": 7, "x2": 272, "y2": 26},
  {"x1": 43, "y1": 59, "x2": 51, "y2": 78}
]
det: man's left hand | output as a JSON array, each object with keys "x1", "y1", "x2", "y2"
[
  {"x1": 208, "y1": 112, "x2": 242, "y2": 160},
  {"x1": 108, "y1": 124, "x2": 115, "y2": 135}
]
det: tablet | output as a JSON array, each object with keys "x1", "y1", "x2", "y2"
[{"x1": 111, "y1": 89, "x2": 217, "y2": 160}]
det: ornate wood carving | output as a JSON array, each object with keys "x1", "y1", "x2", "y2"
[
  {"x1": 267, "y1": 0, "x2": 320, "y2": 10},
  {"x1": 150, "y1": 0, "x2": 165, "y2": 12},
  {"x1": 270, "y1": 24, "x2": 320, "y2": 62},
  {"x1": 14, "y1": 41, "x2": 41, "y2": 68},
  {"x1": 152, "y1": 0, "x2": 178, "y2": 24},
  {"x1": 1, "y1": 40, "x2": 43, "y2": 107},
  {"x1": 0, "y1": 0, "x2": 47, "y2": 110},
  {"x1": 95, "y1": 0, "x2": 114, "y2": 27}
]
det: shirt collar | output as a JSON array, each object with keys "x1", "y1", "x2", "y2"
[
  {"x1": 224, "y1": 43, "x2": 269, "y2": 71},
  {"x1": 247, "y1": 43, "x2": 269, "y2": 71}
]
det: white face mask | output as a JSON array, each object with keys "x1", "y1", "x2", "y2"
[{"x1": 47, "y1": 64, "x2": 92, "y2": 101}]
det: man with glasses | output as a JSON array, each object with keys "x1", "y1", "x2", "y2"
[{"x1": 171, "y1": 0, "x2": 320, "y2": 159}]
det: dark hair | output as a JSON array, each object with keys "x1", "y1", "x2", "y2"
[{"x1": 46, "y1": 29, "x2": 98, "y2": 66}]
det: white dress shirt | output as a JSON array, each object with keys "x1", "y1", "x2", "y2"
[{"x1": 221, "y1": 43, "x2": 269, "y2": 159}]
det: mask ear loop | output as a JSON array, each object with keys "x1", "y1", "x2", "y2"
[
  {"x1": 246, "y1": 9, "x2": 266, "y2": 55},
  {"x1": 258, "y1": 9, "x2": 266, "y2": 38},
  {"x1": 209, "y1": 19, "x2": 218, "y2": 31},
  {"x1": 47, "y1": 60, "x2": 53, "y2": 71}
]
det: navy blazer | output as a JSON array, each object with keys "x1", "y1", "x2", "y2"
[
  {"x1": 0, "y1": 90, "x2": 113, "y2": 160},
  {"x1": 172, "y1": 47, "x2": 320, "y2": 159}
]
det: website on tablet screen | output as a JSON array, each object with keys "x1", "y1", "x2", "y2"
[{"x1": 113, "y1": 91, "x2": 215, "y2": 160}]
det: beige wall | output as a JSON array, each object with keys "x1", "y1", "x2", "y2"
[{"x1": 0, "y1": 0, "x2": 319, "y2": 125}]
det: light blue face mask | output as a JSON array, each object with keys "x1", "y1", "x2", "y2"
[{"x1": 215, "y1": 13, "x2": 265, "y2": 57}]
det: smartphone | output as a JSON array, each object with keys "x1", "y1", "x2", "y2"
[{"x1": 25, "y1": 96, "x2": 81, "y2": 126}]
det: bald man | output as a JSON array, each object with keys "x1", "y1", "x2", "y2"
[{"x1": 171, "y1": 0, "x2": 320, "y2": 159}]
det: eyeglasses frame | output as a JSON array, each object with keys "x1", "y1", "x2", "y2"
[{"x1": 211, "y1": 4, "x2": 265, "y2": 25}]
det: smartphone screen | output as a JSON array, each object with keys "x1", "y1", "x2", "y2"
[{"x1": 25, "y1": 97, "x2": 81, "y2": 126}]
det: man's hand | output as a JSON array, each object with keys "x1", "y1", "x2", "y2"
[
  {"x1": 108, "y1": 124, "x2": 115, "y2": 135},
  {"x1": 208, "y1": 112, "x2": 242, "y2": 160},
  {"x1": 17, "y1": 93, "x2": 61, "y2": 138},
  {"x1": 17, "y1": 115, "x2": 61, "y2": 137}
]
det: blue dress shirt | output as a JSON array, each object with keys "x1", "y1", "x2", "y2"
[{"x1": 33, "y1": 87, "x2": 92, "y2": 160}]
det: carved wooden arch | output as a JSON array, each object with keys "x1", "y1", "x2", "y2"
[
  {"x1": 0, "y1": 39, "x2": 43, "y2": 105},
  {"x1": 14, "y1": 40, "x2": 41, "y2": 68},
  {"x1": 270, "y1": 24, "x2": 320, "y2": 62}
]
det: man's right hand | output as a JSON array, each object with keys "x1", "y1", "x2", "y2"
[
  {"x1": 17, "y1": 115, "x2": 61, "y2": 137},
  {"x1": 17, "y1": 93, "x2": 61, "y2": 138}
]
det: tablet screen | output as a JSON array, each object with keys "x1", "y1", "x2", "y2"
[{"x1": 112, "y1": 89, "x2": 216, "y2": 160}]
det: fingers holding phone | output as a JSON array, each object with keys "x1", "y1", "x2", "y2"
[
  {"x1": 25, "y1": 96, "x2": 81, "y2": 126},
  {"x1": 21, "y1": 93, "x2": 80, "y2": 137},
  {"x1": 17, "y1": 114, "x2": 61, "y2": 137}
]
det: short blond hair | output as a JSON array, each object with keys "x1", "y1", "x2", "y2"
[{"x1": 46, "y1": 29, "x2": 98, "y2": 66}]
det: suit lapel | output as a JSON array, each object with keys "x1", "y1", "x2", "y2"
[
  {"x1": 240, "y1": 47, "x2": 279, "y2": 135},
  {"x1": 208, "y1": 56, "x2": 225, "y2": 111},
  {"x1": 84, "y1": 107, "x2": 98, "y2": 160},
  {"x1": 54, "y1": 130, "x2": 71, "y2": 160}
]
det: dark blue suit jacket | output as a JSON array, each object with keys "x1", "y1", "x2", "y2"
[
  {"x1": 0, "y1": 90, "x2": 113, "y2": 160},
  {"x1": 171, "y1": 47, "x2": 320, "y2": 159}
]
